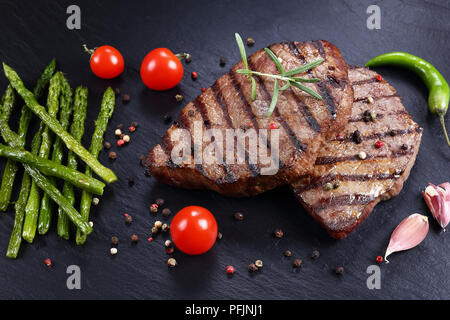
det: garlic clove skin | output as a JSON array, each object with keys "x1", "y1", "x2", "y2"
[
  {"x1": 423, "y1": 183, "x2": 450, "y2": 230},
  {"x1": 384, "y1": 213, "x2": 429, "y2": 263}
]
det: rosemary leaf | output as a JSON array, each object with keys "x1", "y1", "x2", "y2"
[
  {"x1": 266, "y1": 80, "x2": 279, "y2": 117},
  {"x1": 291, "y1": 77, "x2": 321, "y2": 83},
  {"x1": 264, "y1": 48, "x2": 285, "y2": 75},
  {"x1": 235, "y1": 33, "x2": 249, "y2": 70},
  {"x1": 251, "y1": 77, "x2": 257, "y2": 100},
  {"x1": 284, "y1": 58, "x2": 324, "y2": 77},
  {"x1": 291, "y1": 81, "x2": 323, "y2": 100}
]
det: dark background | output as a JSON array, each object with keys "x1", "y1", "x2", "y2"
[{"x1": 0, "y1": 0, "x2": 448, "y2": 300}]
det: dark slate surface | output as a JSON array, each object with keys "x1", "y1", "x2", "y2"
[{"x1": 0, "y1": 0, "x2": 448, "y2": 299}]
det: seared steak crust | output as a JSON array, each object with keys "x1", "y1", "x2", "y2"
[
  {"x1": 292, "y1": 67, "x2": 423, "y2": 238},
  {"x1": 146, "y1": 41, "x2": 353, "y2": 197}
]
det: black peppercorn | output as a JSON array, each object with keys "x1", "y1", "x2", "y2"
[
  {"x1": 111, "y1": 236, "x2": 119, "y2": 245},
  {"x1": 274, "y1": 228, "x2": 284, "y2": 238},
  {"x1": 335, "y1": 266, "x2": 345, "y2": 275},
  {"x1": 311, "y1": 250, "x2": 320, "y2": 260},
  {"x1": 352, "y1": 130, "x2": 362, "y2": 144},
  {"x1": 401, "y1": 144, "x2": 409, "y2": 150},
  {"x1": 293, "y1": 259, "x2": 302, "y2": 268},
  {"x1": 122, "y1": 94, "x2": 130, "y2": 103},
  {"x1": 248, "y1": 263, "x2": 258, "y2": 272},
  {"x1": 234, "y1": 212, "x2": 244, "y2": 221},
  {"x1": 108, "y1": 151, "x2": 117, "y2": 160},
  {"x1": 128, "y1": 177, "x2": 135, "y2": 186},
  {"x1": 246, "y1": 38, "x2": 255, "y2": 46},
  {"x1": 155, "y1": 198, "x2": 165, "y2": 206},
  {"x1": 103, "y1": 141, "x2": 111, "y2": 149},
  {"x1": 219, "y1": 57, "x2": 226, "y2": 67},
  {"x1": 163, "y1": 114, "x2": 172, "y2": 124},
  {"x1": 162, "y1": 208, "x2": 171, "y2": 217}
]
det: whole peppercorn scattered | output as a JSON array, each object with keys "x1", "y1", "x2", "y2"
[
  {"x1": 89, "y1": 221, "x2": 94, "y2": 227},
  {"x1": 362, "y1": 110, "x2": 371, "y2": 122},
  {"x1": 175, "y1": 94, "x2": 183, "y2": 102},
  {"x1": 333, "y1": 183, "x2": 340, "y2": 189},
  {"x1": 92, "y1": 197, "x2": 100, "y2": 206},
  {"x1": 255, "y1": 260, "x2": 263, "y2": 268},
  {"x1": 191, "y1": 71, "x2": 198, "y2": 79},
  {"x1": 335, "y1": 266, "x2": 345, "y2": 275},
  {"x1": 401, "y1": 144, "x2": 409, "y2": 150},
  {"x1": 188, "y1": 109, "x2": 195, "y2": 117},
  {"x1": 324, "y1": 182, "x2": 334, "y2": 191},
  {"x1": 390, "y1": 130, "x2": 397, "y2": 136},
  {"x1": 293, "y1": 259, "x2": 302, "y2": 268},
  {"x1": 184, "y1": 54, "x2": 192, "y2": 63},
  {"x1": 119, "y1": 133, "x2": 125, "y2": 139},
  {"x1": 269, "y1": 122, "x2": 277, "y2": 130},
  {"x1": 246, "y1": 37, "x2": 255, "y2": 46},
  {"x1": 162, "y1": 208, "x2": 171, "y2": 217},
  {"x1": 165, "y1": 240, "x2": 173, "y2": 248},
  {"x1": 122, "y1": 94, "x2": 130, "y2": 103},
  {"x1": 131, "y1": 121, "x2": 139, "y2": 128},
  {"x1": 376, "y1": 256, "x2": 383, "y2": 263},
  {"x1": 151, "y1": 226, "x2": 159, "y2": 234},
  {"x1": 125, "y1": 214, "x2": 133, "y2": 224},
  {"x1": 284, "y1": 250, "x2": 292, "y2": 257},
  {"x1": 114, "y1": 87, "x2": 120, "y2": 95},
  {"x1": 217, "y1": 232, "x2": 223, "y2": 240},
  {"x1": 117, "y1": 139, "x2": 125, "y2": 147},
  {"x1": 123, "y1": 135, "x2": 130, "y2": 143},
  {"x1": 128, "y1": 177, "x2": 135, "y2": 186},
  {"x1": 234, "y1": 212, "x2": 244, "y2": 221},
  {"x1": 201, "y1": 87, "x2": 206, "y2": 93},
  {"x1": 168, "y1": 258, "x2": 177, "y2": 267},
  {"x1": 128, "y1": 126, "x2": 136, "y2": 133},
  {"x1": 154, "y1": 221, "x2": 163, "y2": 229},
  {"x1": 370, "y1": 111, "x2": 377, "y2": 121},
  {"x1": 116, "y1": 123, "x2": 124, "y2": 130},
  {"x1": 352, "y1": 130, "x2": 362, "y2": 144},
  {"x1": 166, "y1": 247, "x2": 174, "y2": 254},
  {"x1": 358, "y1": 151, "x2": 367, "y2": 160},
  {"x1": 115, "y1": 128, "x2": 122, "y2": 136},
  {"x1": 161, "y1": 224, "x2": 169, "y2": 232},
  {"x1": 150, "y1": 203, "x2": 158, "y2": 213},
  {"x1": 44, "y1": 258, "x2": 52, "y2": 267},
  {"x1": 111, "y1": 236, "x2": 119, "y2": 245},
  {"x1": 248, "y1": 263, "x2": 258, "y2": 272},
  {"x1": 375, "y1": 140, "x2": 384, "y2": 149},
  {"x1": 311, "y1": 250, "x2": 320, "y2": 260},
  {"x1": 375, "y1": 75, "x2": 383, "y2": 82},
  {"x1": 226, "y1": 265, "x2": 235, "y2": 275},
  {"x1": 367, "y1": 96, "x2": 374, "y2": 104},
  {"x1": 274, "y1": 228, "x2": 284, "y2": 238},
  {"x1": 110, "y1": 248, "x2": 118, "y2": 255},
  {"x1": 147, "y1": 237, "x2": 153, "y2": 242},
  {"x1": 103, "y1": 141, "x2": 111, "y2": 149},
  {"x1": 131, "y1": 234, "x2": 139, "y2": 243},
  {"x1": 219, "y1": 57, "x2": 226, "y2": 67},
  {"x1": 155, "y1": 198, "x2": 165, "y2": 206},
  {"x1": 108, "y1": 151, "x2": 117, "y2": 160}
]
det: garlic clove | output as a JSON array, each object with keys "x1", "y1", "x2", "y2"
[
  {"x1": 423, "y1": 183, "x2": 450, "y2": 230},
  {"x1": 384, "y1": 213, "x2": 429, "y2": 263}
]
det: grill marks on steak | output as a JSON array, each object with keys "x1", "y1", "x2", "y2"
[
  {"x1": 146, "y1": 41, "x2": 353, "y2": 197},
  {"x1": 292, "y1": 67, "x2": 423, "y2": 239}
]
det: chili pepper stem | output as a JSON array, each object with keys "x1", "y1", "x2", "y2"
[
  {"x1": 439, "y1": 115, "x2": 450, "y2": 147},
  {"x1": 82, "y1": 44, "x2": 95, "y2": 56},
  {"x1": 175, "y1": 53, "x2": 191, "y2": 61}
]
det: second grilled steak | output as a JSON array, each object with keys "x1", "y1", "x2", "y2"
[
  {"x1": 146, "y1": 41, "x2": 353, "y2": 197},
  {"x1": 292, "y1": 66, "x2": 423, "y2": 239}
]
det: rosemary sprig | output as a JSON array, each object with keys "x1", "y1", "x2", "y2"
[{"x1": 234, "y1": 33, "x2": 324, "y2": 117}]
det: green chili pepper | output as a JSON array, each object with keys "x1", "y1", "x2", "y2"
[{"x1": 366, "y1": 52, "x2": 450, "y2": 147}]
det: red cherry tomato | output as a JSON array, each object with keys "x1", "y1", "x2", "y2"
[
  {"x1": 89, "y1": 45, "x2": 124, "y2": 79},
  {"x1": 140, "y1": 48, "x2": 184, "y2": 91},
  {"x1": 170, "y1": 206, "x2": 218, "y2": 255}
]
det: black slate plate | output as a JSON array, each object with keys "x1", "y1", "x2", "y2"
[{"x1": 0, "y1": 0, "x2": 449, "y2": 299}]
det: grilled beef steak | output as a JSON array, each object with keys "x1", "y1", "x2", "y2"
[
  {"x1": 292, "y1": 66, "x2": 423, "y2": 239},
  {"x1": 146, "y1": 41, "x2": 353, "y2": 197}
]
